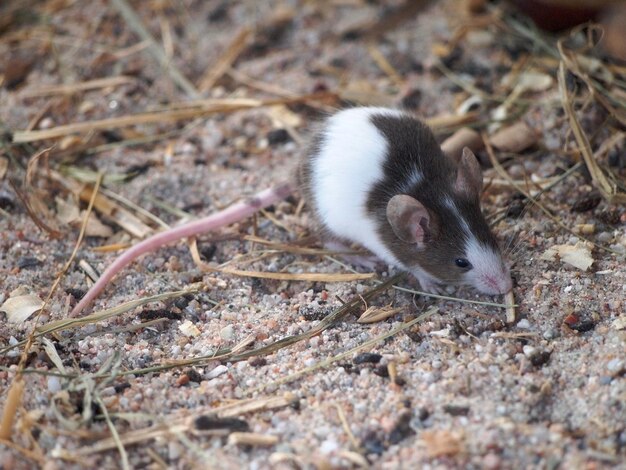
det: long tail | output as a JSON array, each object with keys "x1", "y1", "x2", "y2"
[{"x1": 71, "y1": 183, "x2": 293, "y2": 315}]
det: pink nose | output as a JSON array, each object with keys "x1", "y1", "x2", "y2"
[{"x1": 483, "y1": 274, "x2": 512, "y2": 295}]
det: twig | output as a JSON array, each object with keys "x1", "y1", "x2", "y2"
[
  {"x1": 0, "y1": 174, "x2": 103, "y2": 440},
  {"x1": 110, "y1": 0, "x2": 199, "y2": 97},
  {"x1": 249, "y1": 306, "x2": 438, "y2": 393},
  {"x1": 13, "y1": 92, "x2": 337, "y2": 143},
  {"x1": 21, "y1": 76, "x2": 135, "y2": 98},
  {"x1": 95, "y1": 395, "x2": 130, "y2": 470},
  {"x1": 198, "y1": 27, "x2": 252, "y2": 92}
]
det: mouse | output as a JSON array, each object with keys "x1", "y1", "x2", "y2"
[
  {"x1": 299, "y1": 107, "x2": 512, "y2": 295},
  {"x1": 71, "y1": 106, "x2": 511, "y2": 315}
]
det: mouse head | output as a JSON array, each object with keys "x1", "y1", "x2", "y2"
[{"x1": 386, "y1": 148, "x2": 512, "y2": 295}]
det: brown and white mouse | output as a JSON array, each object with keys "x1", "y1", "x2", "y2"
[
  {"x1": 72, "y1": 106, "x2": 511, "y2": 314},
  {"x1": 300, "y1": 107, "x2": 512, "y2": 295}
]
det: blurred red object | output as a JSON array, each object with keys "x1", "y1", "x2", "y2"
[{"x1": 513, "y1": 0, "x2": 605, "y2": 31}]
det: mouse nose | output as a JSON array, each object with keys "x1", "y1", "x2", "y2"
[{"x1": 482, "y1": 273, "x2": 512, "y2": 295}]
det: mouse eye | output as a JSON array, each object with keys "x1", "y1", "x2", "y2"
[{"x1": 455, "y1": 258, "x2": 472, "y2": 269}]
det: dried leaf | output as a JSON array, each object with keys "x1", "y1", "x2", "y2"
[
  {"x1": 357, "y1": 306, "x2": 403, "y2": 324},
  {"x1": 503, "y1": 70, "x2": 554, "y2": 93},
  {"x1": 612, "y1": 316, "x2": 626, "y2": 331},
  {"x1": 267, "y1": 105, "x2": 302, "y2": 128},
  {"x1": 41, "y1": 337, "x2": 67, "y2": 374},
  {"x1": 55, "y1": 196, "x2": 80, "y2": 225},
  {"x1": 179, "y1": 320, "x2": 201, "y2": 338},
  {"x1": 76, "y1": 210, "x2": 114, "y2": 238},
  {"x1": 421, "y1": 429, "x2": 464, "y2": 458},
  {"x1": 505, "y1": 290, "x2": 516, "y2": 324},
  {"x1": 541, "y1": 242, "x2": 594, "y2": 271},
  {"x1": 1, "y1": 288, "x2": 45, "y2": 323}
]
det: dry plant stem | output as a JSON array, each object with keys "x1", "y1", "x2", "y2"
[
  {"x1": 0, "y1": 436, "x2": 45, "y2": 466},
  {"x1": 198, "y1": 27, "x2": 252, "y2": 92},
  {"x1": 13, "y1": 92, "x2": 336, "y2": 143},
  {"x1": 108, "y1": 275, "x2": 405, "y2": 377},
  {"x1": 0, "y1": 379, "x2": 25, "y2": 440},
  {"x1": 96, "y1": 395, "x2": 130, "y2": 470},
  {"x1": 251, "y1": 306, "x2": 438, "y2": 393},
  {"x1": 0, "y1": 175, "x2": 103, "y2": 440},
  {"x1": 21, "y1": 76, "x2": 135, "y2": 98},
  {"x1": 483, "y1": 133, "x2": 623, "y2": 257},
  {"x1": 71, "y1": 183, "x2": 293, "y2": 315},
  {"x1": 110, "y1": 0, "x2": 199, "y2": 97},
  {"x1": 557, "y1": 62, "x2": 626, "y2": 203}
]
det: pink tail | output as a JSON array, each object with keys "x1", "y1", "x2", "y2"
[{"x1": 71, "y1": 183, "x2": 293, "y2": 315}]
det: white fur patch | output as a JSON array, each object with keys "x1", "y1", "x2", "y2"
[
  {"x1": 312, "y1": 107, "x2": 403, "y2": 267},
  {"x1": 464, "y1": 236, "x2": 511, "y2": 294},
  {"x1": 443, "y1": 196, "x2": 471, "y2": 237}
]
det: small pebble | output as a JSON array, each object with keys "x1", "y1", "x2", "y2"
[
  {"x1": 168, "y1": 441, "x2": 183, "y2": 461},
  {"x1": 483, "y1": 452, "x2": 501, "y2": 470},
  {"x1": 353, "y1": 353, "x2": 382, "y2": 365},
  {"x1": 207, "y1": 364, "x2": 228, "y2": 379},
  {"x1": 516, "y1": 319, "x2": 531, "y2": 329},
  {"x1": 543, "y1": 328, "x2": 559, "y2": 340},
  {"x1": 220, "y1": 324, "x2": 235, "y2": 341},
  {"x1": 320, "y1": 438, "x2": 339, "y2": 454},
  {"x1": 47, "y1": 376, "x2": 62, "y2": 393},
  {"x1": 607, "y1": 358, "x2": 624, "y2": 374}
]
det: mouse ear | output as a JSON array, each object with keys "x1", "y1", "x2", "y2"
[
  {"x1": 454, "y1": 147, "x2": 483, "y2": 198},
  {"x1": 386, "y1": 195, "x2": 432, "y2": 246}
]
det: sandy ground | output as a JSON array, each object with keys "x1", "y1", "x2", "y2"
[{"x1": 1, "y1": 0, "x2": 625, "y2": 468}]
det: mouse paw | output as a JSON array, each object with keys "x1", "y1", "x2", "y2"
[{"x1": 414, "y1": 273, "x2": 444, "y2": 294}]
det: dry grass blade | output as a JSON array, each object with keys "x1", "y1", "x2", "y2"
[
  {"x1": 504, "y1": 290, "x2": 516, "y2": 324},
  {"x1": 117, "y1": 275, "x2": 405, "y2": 377},
  {"x1": 483, "y1": 132, "x2": 624, "y2": 257},
  {"x1": 0, "y1": 288, "x2": 198, "y2": 355},
  {"x1": 13, "y1": 92, "x2": 336, "y2": 143},
  {"x1": 77, "y1": 423, "x2": 189, "y2": 455},
  {"x1": 110, "y1": 0, "x2": 199, "y2": 97},
  {"x1": 77, "y1": 393, "x2": 296, "y2": 454},
  {"x1": 334, "y1": 404, "x2": 360, "y2": 451},
  {"x1": 95, "y1": 395, "x2": 130, "y2": 470},
  {"x1": 228, "y1": 433, "x2": 279, "y2": 447},
  {"x1": 390, "y1": 284, "x2": 514, "y2": 308},
  {"x1": 229, "y1": 274, "x2": 405, "y2": 362},
  {"x1": 557, "y1": 62, "x2": 626, "y2": 203},
  {"x1": 198, "y1": 27, "x2": 252, "y2": 92},
  {"x1": 21, "y1": 76, "x2": 135, "y2": 98},
  {"x1": 242, "y1": 235, "x2": 354, "y2": 256},
  {"x1": 189, "y1": 233, "x2": 373, "y2": 282},
  {"x1": 0, "y1": 378, "x2": 25, "y2": 440},
  {"x1": 215, "y1": 393, "x2": 298, "y2": 418},
  {"x1": 0, "y1": 174, "x2": 103, "y2": 441},
  {"x1": 424, "y1": 112, "x2": 480, "y2": 132},
  {"x1": 217, "y1": 267, "x2": 375, "y2": 282},
  {"x1": 52, "y1": 171, "x2": 154, "y2": 238},
  {"x1": 250, "y1": 306, "x2": 438, "y2": 393},
  {"x1": 8, "y1": 179, "x2": 62, "y2": 238},
  {"x1": 357, "y1": 305, "x2": 404, "y2": 323},
  {"x1": 367, "y1": 44, "x2": 404, "y2": 87},
  {"x1": 0, "y1": 436, "x2": 45, "y2": 466}
]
